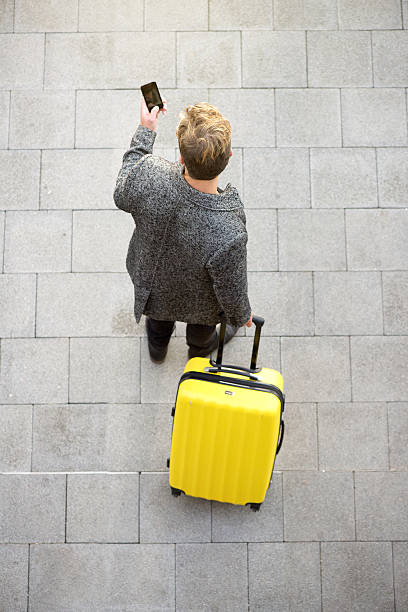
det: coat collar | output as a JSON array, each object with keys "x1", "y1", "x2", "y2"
[{"x1": 174, "y1": 162, "x2": 242, "y2": 211}]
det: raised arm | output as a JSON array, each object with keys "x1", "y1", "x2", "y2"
[{"x1": 113, "y1": 94, "x2": 167, "y2": 213}]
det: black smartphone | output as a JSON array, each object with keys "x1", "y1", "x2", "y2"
[{"x1": 140, "y1": 81, "x2": 163, "y2": 113}]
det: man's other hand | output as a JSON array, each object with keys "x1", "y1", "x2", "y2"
[
  {"x1": 140, "y1": 94, "x2": 167, "y2": 132},
  {"x1": 245, "y1": 312, "x2": 253, "y2": 327}
]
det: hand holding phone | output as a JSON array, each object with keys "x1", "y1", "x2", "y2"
[{"x1": 140, "y1": 81, "x2": 167, "y2": 132}]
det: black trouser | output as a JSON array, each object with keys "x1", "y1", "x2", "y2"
[{"x1": 146, "y1": 317, "x2": 217, "y2": 353}]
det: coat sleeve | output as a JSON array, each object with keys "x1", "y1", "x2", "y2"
[
  {"x1": 113, "y1": 124, "x2": 157, "y2": 213},
  {"x1": 205, "y1": 232, "x2": 252, "y2": 327}
]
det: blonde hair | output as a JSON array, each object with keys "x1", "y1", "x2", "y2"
[{"x1": 176, "y1": 102, "x2": 232, "y2": 180}]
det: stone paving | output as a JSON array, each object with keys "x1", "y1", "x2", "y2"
[{"x1": 0, "y1": 1, "x2": 407, "y2": 610}]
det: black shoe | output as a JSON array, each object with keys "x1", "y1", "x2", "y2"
[
  {"x1": 148, "y1": 342, "x2": 168, "y2": 363},
  {"x1": 145, "y1": 318, "x2": 174, "y2": 363},
  {"x1": 187, "y1": 324, "x2": 239, "y2": 359}
]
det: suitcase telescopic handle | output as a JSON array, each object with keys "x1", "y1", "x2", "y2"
[{"x1": 215, "y1": 313, "x2": 265, "y2": 370}]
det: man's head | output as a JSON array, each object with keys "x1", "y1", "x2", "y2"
[{"x1": 176, "y1": 103, "x2": 232, "y2": 181}]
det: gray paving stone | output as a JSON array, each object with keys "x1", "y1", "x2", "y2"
[
  {"x1": 321, "y1": 542, "x2": 394, "y2": 612},
  {"x1": 140, "y1": 472, "x2": 211, "y2": 543},
  {"x1": 283, "y1": 472, "x2": 355, "y2": 541},
  {"x1": 0, "y1": 273, "x2": 36, "y2": 337},
  {"x1": 274, "y1": 0, "x2": 338, "y2": 30},
  {"x1": 394, "y1": 542, "x2": 408, "y2": 612},
  {"x1": 247, "y1": 272, "x2": 314, "y2": 336},
  {"x1": 69, "y1": 337, "x2": 140, "y2": 403},
  {"x1": 0, "y1": 0, "x2": 14, "y2": 31},
  {"x1": 40, "y1": 148, "x2": 124, "y2": 210},
  {"x1": 79, "y1": 0, "x2": 143, "y2": 31},
  {"x1": 338, "y1": 0, "x2": 402, "y2": 29},
  {"x1": 346, "y1": 210, "x2": 408, "y2": 270},
  {"x1": 242, "y1": 31, "x2": 306, "y2": 87},
  {"x1": 404, "y1": 1, "x2": 408, "y2": 28},
  {"x1": 278, "y1": 210, "x2": 346, "y2": 271},
  {"x1": 76, "y1": 89, "x2": 139, "y2": 149},
  {"x1": 0, "y1": 91, "x2": 9, "y2": 148},
  {"x1": 282, "y1": 336, "x2": 351, "y2": 403},
  {"x1": 0, "y1": 211, "x2": 3, "y2": 270},
  {"x1": 373, "y1": 31, "x2": 408, "y2": 87},
  {"x1": 14, "y1": 0, "x2": 78, "y2": 31},
  {"x1": 276, "y1": 88, "x2": 341, "y2": 147},
  {"x1": 0, "y1": 33, "x2": 44, "y2": 89},
  {"x1": 45, "y1": 32, "x2": 175, "y2": 89},
  {"x1": 318, "y1": 402, "x2": 388, "y2": 470},
  {"x1": 209, "y1": 89, "x2": 275, "y2": 147},
  {"x1": 243, "y1": 147, "x2": 310, "y2": 208},
  {"x1": 310, "y1": 147, "x2": 377, "y2": 208},
  {"x1": 76, "y1": 88, "x2": 207, "y2": 149},
  {"x1": 147, "y1": 0, "x2": 207, "y2": 30},
  {"x1": 0, "y1": 544, "x2": 28, "y2": 611},
  {"x1": 274, "y1": 403, "x2": 318, "y2": 471},
  {"x1": 177, "y1": 32, "x2": 241, "y2": 88},
  {"x1": 355, "y1": 472, "x2": 408, "y2": 540},
  {"x1": 0, "y1": 150, "x2": 40, "y2": 210},
  {"x1": 308, "y1": 31, "x2": 372, "y2": 87},
  {"x1": 72, "y1": 211, "x2": 133, "y2": 272},
  {"x1": 141, "y1": 337, "x2": 192, "y2": 403},
  {"x1": 248, "y1": 542, "x2": 321, "y2": 612},
  {"x1": 176, "y1": 543, "x2": 248, "y2": 611},
  {"x1": 66, "y1": 473, "x2": 139, "y2": 543},
  {"x1": 209, "y1": 0, "x2": 273, "y2": 29},
  {"x1": 29, "y1": 543, "x2": 175, "y2": 610},
  {"x1": 0, "y1": 338, "x2": 69, "y2": 404},
  {"x1": 245, "y1": 209, "x2": 277, "y2": 271},
  {"x1": 9, "y1": 90, "x2": 75, "y2": 149},
  {"x1": 4, "y1": 210, "x2": 71, "y2": 272},
  {"x1": 0, "y1": 405, "x2": 32, "y2": 471},
  {"x1": 32, "y1": 403, "x2": 173, "y2": 471},
  {"x1": 218, "y1": 146, "x2": 243, "y2": 194},
  {"x1": 377, "y1": 147, "x2": 408, "y2": 208},
  {"x1": 211, "y1": 473, "x2": 283, "y2": 542},
  {"x1": 341, "y1": 88, "x2": 407, "y2": 146},
  {"x1": 37, "y1": 273, "x2": 137, "y2": 337},
  {"x1": 0, "y1": 474, "x2": 65, "y2": 543},
  {"x1": 383, "y1": 272, "x2": 408, "y2": 334},
  {"x1": 314, "y1": 271, "x2": 383, "y2": 335},
  {"x1": 388, "y1": 403, "x2": 408, "y2": 470},
  {"x1": 351, "y1": 336, "x2": 408, "y2": 402}
]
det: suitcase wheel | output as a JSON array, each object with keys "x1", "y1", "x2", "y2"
[
  {"x1": 171, "y1": 487, "x2": 182, "y2": 497},
  {"x1": 250, "y1": 503, "x2": 261, "y2": 512},
  {"x1": 166, "y1": 457, "x2": 170, "y2": 468}
]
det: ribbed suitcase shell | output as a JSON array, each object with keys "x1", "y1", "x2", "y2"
[{"x1": 169, "y1": 356, "x2": 284, "y2": 506}]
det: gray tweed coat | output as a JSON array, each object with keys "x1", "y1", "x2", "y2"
[{"x1": 113, "y1": 124, "x2": 252, "y2": 327}]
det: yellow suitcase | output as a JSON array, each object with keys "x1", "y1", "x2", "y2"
[{"x1": 167, "y1": 315, "x2": 285, "y2": 511}]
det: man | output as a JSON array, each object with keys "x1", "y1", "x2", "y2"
[{"x1": 113, "y1": 95, "x2": 253, "y2": 363}]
